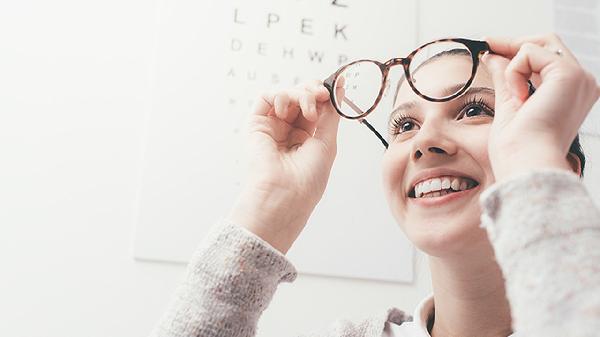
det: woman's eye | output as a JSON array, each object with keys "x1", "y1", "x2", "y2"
[
  {"x1": 465, "y1": 106, "x2": 484, "y2": 117},
  {"x1": 389, "y1": 116, "x2": 420, "y2": 136},
  {"x1": 460, "y1": 103, "x2": 494, "y2": 119},
  {"x1": 401, "y1": 121, "x2": 415, "y2": 132}
]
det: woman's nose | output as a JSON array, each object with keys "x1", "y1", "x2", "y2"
[{"x1": 411, "y1": 123, "x2": 457, "y2": 161}]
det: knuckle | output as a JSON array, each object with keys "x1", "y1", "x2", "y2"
[
  {"x1": 504, "y1": 61, "x2": 517, "y2": 75},
  {"x1": 260, "y1": 91, "x2": 275, "y2": 106},
  {"x1": 557, "y1": 65, "x2": 585, "y2": 84},
  {"x1": 570, "y1": 66, "x2": 586, "y2": 79},
  {"x1": 274, "y1": 92, "x2": 288, "y2": 104},
  {"x1": 585, "y1": 73, "x2": 600, "y2": 96},
  {"x1": 520, "y1": 42, "x2": 537, "y2": 53},
  {"x1": 585, "y1": 70, "x2": 597, "y2": 83},
  {"x1": 548, "y1": 33, "x2": 562, "y2": 43}
]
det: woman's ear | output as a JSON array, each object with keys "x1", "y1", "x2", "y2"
[{"x1": 567, "y1": 152, "x2": 582, "y2": 177}]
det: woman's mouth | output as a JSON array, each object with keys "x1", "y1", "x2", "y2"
[{"x1": 407, "y1": 176, "x2": 480, "y2": 206}]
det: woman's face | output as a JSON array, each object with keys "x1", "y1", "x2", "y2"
[{"x1": 381, "y1": 55, "x2": 496, "y2": 257}]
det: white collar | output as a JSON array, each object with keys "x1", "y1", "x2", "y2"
[
  {"x1": 386, "y1": 293, "x2": 516, "y2": 337},
  {"x1": 413, "y1": 292, "x2": 435, "y2": 336},
  {"x1": 384, "y1": 293, "x2": 434, "y2": 337}
]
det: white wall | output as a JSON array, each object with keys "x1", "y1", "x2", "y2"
[{"x1": 0, "y1": 1, "x2": 597, "y2": 337}]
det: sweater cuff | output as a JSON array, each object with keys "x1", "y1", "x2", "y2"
[
  {"x1": 192, "y1": 219, "x2": 298, "y2": 284},
  {"x1": 153, "y1": 221, "x2": 298, "y2": 337},
  {"x1": 479, "y1": 169, "x2": 596, "y2": 257}
]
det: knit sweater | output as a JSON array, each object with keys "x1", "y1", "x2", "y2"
[{"x1": 151, "y1": 170, "x2": 600, "y2": 337}]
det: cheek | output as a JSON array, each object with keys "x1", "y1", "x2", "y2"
[
  {"x1": 381, "y1": 146, "x2": 410, "y2": 213},
  {"x1": 467, "y1": 127, "x2": 494, "y2": 182}
]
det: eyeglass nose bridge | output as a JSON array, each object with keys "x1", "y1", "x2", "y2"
[
  {"x1": 383, "y1": 57, "x2": 408, "y2": 67},
  {"x1": 382, "y1": 58, "x2": 410, "y2": 77}
]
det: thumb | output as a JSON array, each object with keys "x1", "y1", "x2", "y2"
[
  {"x1": 481, "y1": 53, "x2": 523, "y2": 125},
  {"x1": 481, "y1": 53, "x2": 514, "y2": 105},
  {"x1": 313, "y1": 101, "x2": 340, "y2": 152}
]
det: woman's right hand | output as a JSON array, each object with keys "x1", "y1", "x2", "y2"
[{"x1": 227, "y1": 80, "x2": 341, "y2": 254}]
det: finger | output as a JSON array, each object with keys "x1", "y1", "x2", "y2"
[
  {"x1": 481, "y1": 53, "x2": 511, "y2": 101},
  {"x1": 298, "y1": 82, "x2": 331, "y2": 124},
  {"x1": 301, "y1": 81, "x2": 331, "y2": 103},
  {"x1": 529, "y1": 73, "x2": 542, "y2": 89},
  {"x1": 253, "y1": 92, "x2": 276, "y2": 117},
  {"x1": 284, "y1": 88, "x2": 319, "y2": 134},
  {"x1": 271, "y1": 88, "x2": 315, "y2": 124},
  {"x1": 274, "y1": 92, "x2": 291, "y2": 120},
  {"x1": 254, "y1": 90, "x2": 309, "y2": 130},
  {"x1": 505, "y1": 42, "x2": 565, "y2": 100},
  {"x1": 312, "y1": 100, "x2": 341, "y2": 151},
  {"x1": 485, "y1": 35, "x2": 550, "y2": 57},
  {"x1": 480, "y1": 53, "x2": 520, "y2": 122},
  {"x1": 485, "y1": 34, "x2": 578, "y2": 64},
  {"x1": 299, "y1": 91, "x2": 318, "y2": 122}
]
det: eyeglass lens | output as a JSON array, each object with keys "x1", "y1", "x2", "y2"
[{"x1": 333, "y1": 40, "x2": 475, "y2": 120}]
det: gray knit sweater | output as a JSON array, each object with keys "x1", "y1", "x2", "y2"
[{"x1": 151, "y1": 170, "x2": 600, "y2": 337}]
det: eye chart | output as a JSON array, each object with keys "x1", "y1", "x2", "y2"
[{"x1": 134, "y1": 0, "x2": 417, "y2": 282}]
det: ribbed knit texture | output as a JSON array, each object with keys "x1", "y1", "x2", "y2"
[
  {"x1": 151, "y1": 221, "x2": 297, "y2": 337},
  {"x1": 480, "y1": 169, "x2": 600, "y2": 337},
  {"x1": 152, "y1": 169, "x2": 600, "y2": 337}
]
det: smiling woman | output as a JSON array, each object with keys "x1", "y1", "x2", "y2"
[{"x1": 151, "y1": 35, "x2": 600, "y2": 337}]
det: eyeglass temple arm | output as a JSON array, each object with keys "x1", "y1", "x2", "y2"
[{"x1": 342, "y1": 97, "x2": 389, "y2": 149}]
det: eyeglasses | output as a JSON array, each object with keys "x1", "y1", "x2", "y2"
[{"x1": 323, "y1": 38, "x2": 491, "y2": 149}]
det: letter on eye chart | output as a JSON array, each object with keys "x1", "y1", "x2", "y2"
[
  {"x1": 283, "y1": 47, "x2": 294, "y2": 59},
  {"x1": 267, "y1": 13, "x2": 280, "y2": 28},
  {"x1": 334, "y1": 24, "x2": 348, "y2": 40},
  {"x1": 301, "y1": 18, "x2": 314, "y2": 35},
  {"x1": 233, "y1": 8, "x2": 245, "y2": 24},
  {"x1": 331, "y1": 0, "x2": 348, "y2": 8}
]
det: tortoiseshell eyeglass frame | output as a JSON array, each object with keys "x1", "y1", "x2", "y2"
[{"x1": 322, "y1": 38, "x2": 491, "y2": 149}]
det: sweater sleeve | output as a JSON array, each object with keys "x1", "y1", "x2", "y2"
[
  {"x1": 150, "y1": 220, "x2": 298, "y2": 337},
  {"x1": 479, "y1": 169, "x2": 600, "y2": 337}
]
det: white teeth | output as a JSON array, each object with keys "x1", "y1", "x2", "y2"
[
  {"x1": 422, "y1": 180, "x2": 431, "y2": 193},
  {"x1": 441, "y1": 178, "x2": 451, "y2": 190},
  {"x1": 451, "y1": 178, "x2": 460, "y2": 191},
  {"x1": 430, "y1": 178, "x2": 441, "y2": 191},
  {"x1": 412, "y1": 175, "x2": 478, "y2": 198},
  {"x1": 417, "y1": 180, "x2": 430, "y2": 198}
]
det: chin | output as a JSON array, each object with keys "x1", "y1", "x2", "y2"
[{"x1": 401, "y1": 211, "x2": 488, "y2": 258}]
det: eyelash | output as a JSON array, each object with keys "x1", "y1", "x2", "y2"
[{"x1": 389, "y1": 95, "x2": 495, "y2": 137}]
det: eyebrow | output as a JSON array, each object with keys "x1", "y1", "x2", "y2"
[{"x1": 389, "y1": 85, "x2": 495, "y2": 124}]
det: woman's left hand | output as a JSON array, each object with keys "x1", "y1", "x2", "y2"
[{"x1": 482, "y1": 34, "x2": 600, "y2": 182}]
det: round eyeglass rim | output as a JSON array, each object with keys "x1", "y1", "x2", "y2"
[{"x1": 323, "y1": 38, "x2": 491, "y2": 120}]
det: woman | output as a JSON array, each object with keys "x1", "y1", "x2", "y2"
[{"x1": 151, "y1": 35, "x2": 600, "y2": 337}]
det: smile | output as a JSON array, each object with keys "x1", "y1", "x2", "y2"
[
  {"x1": 408, "y1": 176, "x2": 479, "y2": 199},
  {"x1": 407, "y1": 175, "x2": 481, "y2": 207}
]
